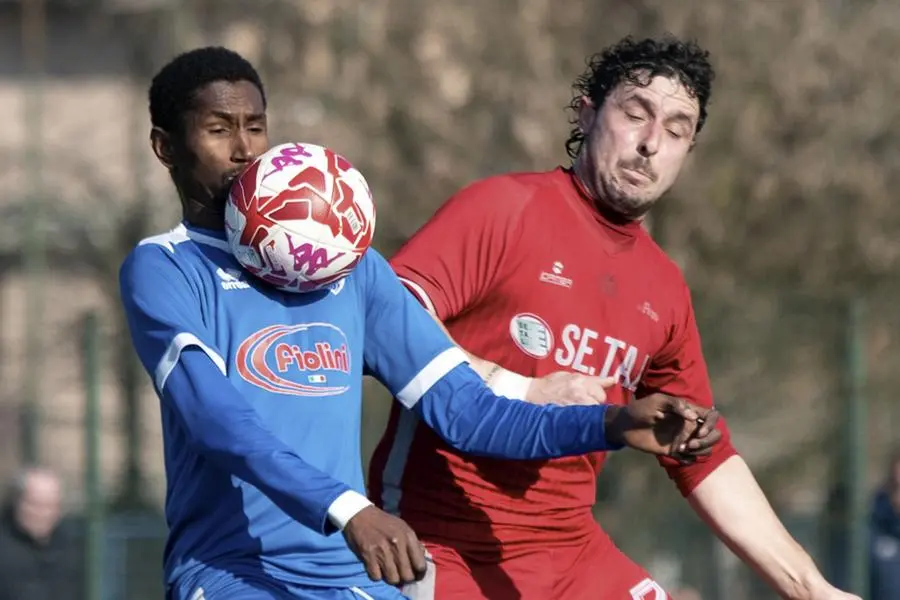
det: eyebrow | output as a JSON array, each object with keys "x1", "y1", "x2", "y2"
[
  {"x1": 207, "y1": 110, "x2": 266, "y2": 122},
  {"x1": 666, "y1": 110, "x2": 695, "y2": 127}
]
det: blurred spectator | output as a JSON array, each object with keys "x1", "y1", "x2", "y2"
[
  {"x1": 870, "y1": 449, "x2": 900, "y2": 600},
  {"x1": 0, "y1": 467, "x2": 84, "y2": 600}
]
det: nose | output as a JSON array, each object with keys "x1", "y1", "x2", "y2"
[
  {"x1": 638, "y1": 122, "x2": 662, "y2": 158},
  {"x1": 232, "y1": 130, "x2": 255, "y2": 164}
]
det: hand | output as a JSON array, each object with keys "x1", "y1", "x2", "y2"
[
  {"x1": 342, "y1": 506, "x2": 427, "y2": 586},
  {"x1": 526, "y1": 371, "x2": 618, "y2": 406},
  {"x1": 604, "y1": 393, "x2": 722, "y2": 461}
]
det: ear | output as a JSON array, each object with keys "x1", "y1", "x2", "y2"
[
  {"x1": 150, "y1": 127, "x2": 176, "y2": 169},
  {"x1": 577, "y1": 95, "x2": 597, "y2": 135}
]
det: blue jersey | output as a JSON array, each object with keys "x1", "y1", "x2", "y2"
[{"x1": 120, "y1": 223, "x2": 620, "y2": 591}]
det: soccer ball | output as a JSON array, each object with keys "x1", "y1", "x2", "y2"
[{"x1": 225, "y1": 142, "x2": 376, "y2": 293}]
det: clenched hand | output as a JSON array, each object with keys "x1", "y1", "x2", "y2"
[
  {"x1": 604, "y1": 393, "x2": 722, "y2": 462},
  {"x1": 343, "y1": 506, "x2": 427, "y2": 586}
]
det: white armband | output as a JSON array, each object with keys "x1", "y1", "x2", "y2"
[
  {"x1": 326, "y1": 490, "x2": 373, "y2": 531},
  {"x1": 486, "y1": 367, "x2": 532, "y2": 401}
]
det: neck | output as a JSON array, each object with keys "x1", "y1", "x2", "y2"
[
  {"x1": 572, "y1": 154, "x2": 596, "y2": 201},
  {"x1": 179, "y1": 188, "x2": 225, "y2": 231}
]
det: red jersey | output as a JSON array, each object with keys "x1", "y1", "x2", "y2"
[{"x1": 368, "y1": 167, "x2": 737, "y2": 557}]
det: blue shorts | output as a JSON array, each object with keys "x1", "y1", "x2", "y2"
[{"x1": 167, "y1": 572, "x2": 409, "y2": 600}]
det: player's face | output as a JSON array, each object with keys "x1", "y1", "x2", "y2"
[
  {"x1": 153, "y1": 79, "x2": 268, "y2": 216},
  {"x1": 576, "y1": 74, "x2": 699, "y2": 220}
]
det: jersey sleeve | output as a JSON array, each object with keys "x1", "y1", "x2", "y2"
[
  {"x1": 119, "y1": 245, "x2": 358, "y2": 535},
  {"x1": 389, "y1": 176, "x2": 527, "y2": 319},
  {"x1": 637, "y1": 281, "x2": 739, "y2": 497},
  {"x1": 362, "y1": 248, "x2": 621, "y2": 458}
]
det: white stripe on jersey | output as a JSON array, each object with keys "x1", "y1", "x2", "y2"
[
  {"x1": 398, "y1": 277, "x2": 438, "y2": 315},
  {"x1": 379, "y1": 408, "x2": 421, "y2": 516},
  {"x1": 155, "y1": 332, "x2": 227, "y2": 391},
  {"x1": 349, "y1": 587, "x2": 377, "y2": 600},
  {"x1": 138, "y1": 223, "x2": 231, "y2": 254}
]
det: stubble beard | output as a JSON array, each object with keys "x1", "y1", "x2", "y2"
[
  {"x1": 575, "y1": 151, "x2": 656, "y2": 222},
  {"x1": 602, "y1": 175, "x2": 657, "y2": 221}
]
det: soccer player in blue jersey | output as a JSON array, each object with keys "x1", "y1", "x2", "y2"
[{"x1": 121, "y1": 47, "x2": 721, "y2": 600}]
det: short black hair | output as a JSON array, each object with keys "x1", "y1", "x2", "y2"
[
  {"x1": 565, "y1": 35, "x2": 715, "y2": 160},
  {"x1": 148, "y1": 46, "x2": 267, "y2": 134}
]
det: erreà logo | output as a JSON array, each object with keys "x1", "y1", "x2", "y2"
[{"x1": 235, "y1": 323, "x2": 351, "y2": 397}]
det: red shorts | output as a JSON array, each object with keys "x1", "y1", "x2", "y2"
[{"x1": 402, "y1": 532, "x2": 670, "y2": 600}]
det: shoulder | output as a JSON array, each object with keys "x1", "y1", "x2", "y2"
[
  {"x1": 137, "y1": 223, "x2": 194, "y2": 253},
  {"x1": 120, "y1": 225, "x2": 204, "y2": 295},
  {"x1": 124, "y1": 225, "x2": 191, "y2": 269},
  {"x1": 356, "y1": 247, "x2": 393, "y2": 286},
  {"x1": 441, "y1": 170, "x2": 558, "y2": 217}
]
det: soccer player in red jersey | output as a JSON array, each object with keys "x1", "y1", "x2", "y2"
[{"x1": 368, "y1": 36, "x2": 859, "y2": 600}]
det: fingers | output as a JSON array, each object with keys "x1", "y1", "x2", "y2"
[
  {"x1": 394, "y1": 530, "x2": 426, "y2": 583},
  {"x1": 694, "y1": 408, "x2": 720, "y2": 438},
  {"x1": 362, "y1": 552, "x2": 383, "y2": 582},
  {"x1": 383, "y1": 531, "x2": 427, "y2": 586},
  {"x1": 392, "y1": 536, "x2": 417, "y2": 585},
  {"x1": 535, "y1": 371, "x2": 617, "y2": 406},
  {"x1": 680, "y1": 406, "x2": 721, "y2": 456},
  {"x1": 598, "y1": 376, "x2": 617, "y2": 389},
  {"x1": 674, "y1": 453, "x2": 698, "y2": 465},
  {"x1": 666, "y1": 396, "x2": 698, "y2": 422},
  {"x1": 379, "y1": 538, "x2": 402, "y2": 585},
  {"x1": 686, "y1": 427, "x2": 722, "y2": 454},
  {"x1": 672, "y1": 419, "x2": 697, "y2": 457},
  {"x1": 408, "y1": 538, "x2": 428, "y2": 580},
  {"x1": 357, "y1": 536, "x2": 424, "y2": 586}
]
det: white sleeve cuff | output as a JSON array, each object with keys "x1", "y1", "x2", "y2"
[
  {"x1": 487, "y1": 369, "x2": 532, "y2": 401},
  {"x1": 395, "y1": 347, "x2": 468, "y2": 409},
  {"x1": 327, "y1": 490, "x2": 374, "y2": 531},
  {"x1": 397, "y1": 277, "x2": 437, "y2": 315}
]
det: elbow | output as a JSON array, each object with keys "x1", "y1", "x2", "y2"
[
  {"x1": 183, "y1": 422, "x2": 261, "y2": 466},
  {"x1": 430, "y1": 420, "x2": 478, "y2": 455},
  {"x1": 426, "y1": 411, "x2": 505, "y2": 458},
  {"x1": 415, "y1": 369, "x2": 532, "y2": 458}
]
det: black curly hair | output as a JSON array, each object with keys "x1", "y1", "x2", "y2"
[
  {"x1": 565, "y1": 35, "x2": 715, "y2": 160},
  {"x1": 149, "y1": 46, "x2": 266, "y2": 135}
]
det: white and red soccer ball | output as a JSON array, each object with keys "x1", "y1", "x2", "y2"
[{"x1": 225, "y1": 142, "x2": 376, "y2": 293}]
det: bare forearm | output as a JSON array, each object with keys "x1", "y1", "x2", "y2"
[
  {"x1": 424, "y1": 311, "x2": 497, "y2": 379},
  {"x1": 423, "y1": 310, "x2": 612, "y2": 405},
  {"x1": 688, "y1": 456, "x2": 827, "y2": 600},
  {"x1": 425, "y1": 311, "x2": 537, "y2": 400}
]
